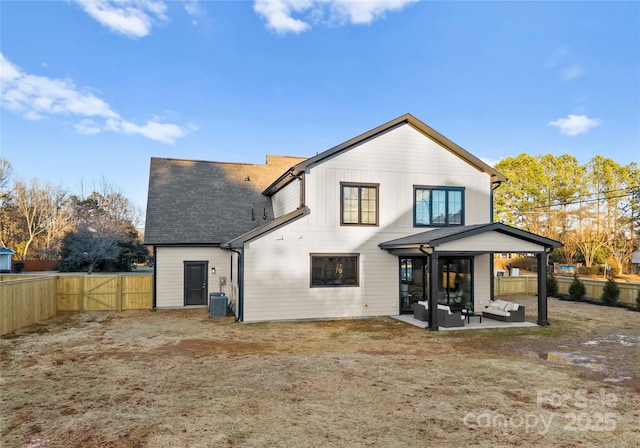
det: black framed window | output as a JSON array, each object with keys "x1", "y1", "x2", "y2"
[
  {"x1": 310, "y1": 254, "x2": 359, "y2": 287},
  {"x1": 341, "y1": 183, "x2": 378, "y2": 226},
  {"x1": 414, "y1": 186, "x2": 464, "y2": 227}
]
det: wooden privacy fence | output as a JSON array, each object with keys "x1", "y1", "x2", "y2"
[
  {"x1": 495, "y1": 276, "x2": 639, "y2": 306},
  {"x1": 494, "y1": 275, "x2": 539, "y2": 296},
  {"x1": 57, "y1": 274, "x2": 153, "y2": 312},
  {"x1": 1, "y1": 276, "x2": 57, "y2": 335},
  {"x1": 1, "y1": 274, "x2": 153, "y2": 334}
]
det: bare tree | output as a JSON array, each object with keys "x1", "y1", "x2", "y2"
[
  {"x1": 0, "y1": 158, "x2": 16, "y2": 248},
  {"x1": 575, "y1": 226, "x2": 607, "y2": 268},
  {"x1": 14, "y1": 179, "x2": 51, "y2": 259}
]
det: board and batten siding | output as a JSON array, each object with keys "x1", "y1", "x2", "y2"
[
  {"x1": 304, "y1": 124, "x2": 493, "y2": 230},
  {"x1": 272, "y1": 179, "x2": 301, "y2": 218},
  {"x1": 155, "y1": 247, "x2": 233, "y2": 308},
  {"x1": 242, "y1": 124, "x2": 497, "y2": 322},
  {"x1": 242, "y1": 224, "x2": 403, "y2": 322},
  {"x1": 473, "y1": 254, "x2": 491, "y2": 312}
]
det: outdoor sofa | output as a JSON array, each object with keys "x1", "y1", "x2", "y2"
[{"x1": 482, "y1": 299, "x2": 525, "y2": 322}]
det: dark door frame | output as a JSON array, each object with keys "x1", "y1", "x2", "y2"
[{"x1": 184, "y1": 261, "x2": 208, "y2": 306}]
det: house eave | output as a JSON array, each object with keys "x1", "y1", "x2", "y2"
[
  {"x1": 264, "y1": 113, "x2": 507, "y2": 196},
  {"x1": 379, "y1": 222, "x2": 563, "y2": 252},
  {"x1": 224, "y1": 207, "x2": 309, "y2": 249}
]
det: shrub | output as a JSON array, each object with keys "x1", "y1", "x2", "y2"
[
  {"x1": 601, "y1": 277, "x2": 620, "y2": 304},
  {"x1": 13, "y1": 262, "x2": 24, "y2": 273},
  {"x1": 568, "y1": 274, "x2": 586, "y2": 301},
  {"x1": 546, "y1": 273, "x2": 558, "y2": 297},
  {"x1": 578, "y1": 266, "x2": 601, "y2": 276}
]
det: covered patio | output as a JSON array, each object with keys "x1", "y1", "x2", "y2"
[{"x1": 379, "y1": 223, "x2": 562, "y2": 331}]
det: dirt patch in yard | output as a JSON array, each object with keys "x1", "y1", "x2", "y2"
[{"x1": 1, "y1": 297, "x2": 639, "y2": 447}]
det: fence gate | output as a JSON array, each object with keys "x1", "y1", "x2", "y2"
[{"x1": 83, "y1": 275, "x2": 119, "y2": 311}]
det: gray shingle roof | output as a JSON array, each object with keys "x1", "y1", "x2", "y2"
[{"x1": 144, "y1": 155, "x2": 307, "y2": 245}]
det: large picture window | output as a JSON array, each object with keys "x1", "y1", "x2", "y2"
[
  {"x1": 415, "y1": 186, "x2": 464, "y2": 227},
  {"x1": 310, "y1": 254, "x2": 359, "y2": 287},
  {"x1": 341, "y1": 183, "x2": 378, "y2": 226}
]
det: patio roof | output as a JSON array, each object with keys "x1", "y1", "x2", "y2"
[
  {"x1": 379, "y1": 223, "x2": 562, "y2": 331},
  {"x1": 378, "y1": 222, "x2": 562, "y2": 255}
]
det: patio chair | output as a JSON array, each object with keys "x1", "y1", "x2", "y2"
[{"x1": 437, "y1": 304, "x2": 465, "y2": 327}]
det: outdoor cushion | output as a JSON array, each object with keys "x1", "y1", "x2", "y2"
[{"x1": 483, "y1": 300, "x2": 525, "y2": 322}]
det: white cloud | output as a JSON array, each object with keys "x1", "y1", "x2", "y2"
[
  {"x1": 561, "y1": 65, "x2": 585, "y2": 81},
  {"x1": 549, "y1": 114, "x2": 601, "y2": 136},
  {"x1": 106, "y1": 118, "x2": 186, "y2": 144},
  {"x1": 73, "y1": 0, "x2": 168, "y2": 38},
  {"x1": 254, "y1": 0, "x2": 417, "y2": 34},
  {"x1": 0, "y1": 53, "x2": 189, "y2": 144},
  {"x1": 183, "y1": 0, "x2": 203, "y2": 18},
  {"x1": 74, "y1": 119, "x2": 102, "y2": 135},
  {"x1": 254, "y1": 0, "x2": 312, "y2": 34}
]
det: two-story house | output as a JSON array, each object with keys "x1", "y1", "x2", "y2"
[{"x1": 144, "y1": 114, "x2": 561, "y2": 330}]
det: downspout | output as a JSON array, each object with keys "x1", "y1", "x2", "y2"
[
  {"x1": 491, "y1": 180, "x2": 504, "y2": 224},
  {"x1": 229, "y1": 248, "x2": 243, "y2": 322},
  {"x1": 151, "y1": 247, "x2": 157, "y2": 311},
  {"x1": 490, "y1": 180, "x2": 504, "y2": 301},
  {"x1": 289, "y1": 171, "x2": 305, "y2": 208},
  {"x1": 419, "y1": 245, "x2": 438, "y2": 331}
]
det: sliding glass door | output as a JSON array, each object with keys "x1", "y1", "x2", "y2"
[
  {"x1": 399, "y1": 256, "x2": 473, "y2": 314},
  {"x1": 437, "y1": 257, "x2": 472, "y2": 311},
  {"x1": 399, "y1": 257, "x2": 429, "y2": 314}
]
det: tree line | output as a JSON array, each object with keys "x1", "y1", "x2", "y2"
[
  {"x1": 2, "y1": 153, "x2": 637, "y2": 274},
  {"x1": 0, "y1": 158, "x2": 148, "y2": 273},
  {"x1": 494, "y1": 154, "x2": 639, "y2": 274}
]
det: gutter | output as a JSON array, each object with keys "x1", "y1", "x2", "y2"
[
  {"x1": 229, "y1": 248, "x2": 244, "y2": 322},
  {"x1": 151, "y1": 246, "x2": 157, "y2": 311},
  {"x1": 490, "y1": 180, "x2": 505, "y2": 302}
]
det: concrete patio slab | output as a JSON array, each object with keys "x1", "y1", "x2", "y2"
[{"x1": 391, "y1": 314, "x2": 538, "y2": 331}]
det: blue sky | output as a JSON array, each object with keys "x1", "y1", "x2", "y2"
[{"x1": 1, "y1": 0, "x2": 639, "y2": 217}]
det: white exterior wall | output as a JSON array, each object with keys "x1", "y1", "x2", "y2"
[
  {"x1": 155, "y1": 246, "x2": 234, "y2": 308},
  {"x1": 473, "y1": 254, "x2": 492, "y2": 312},
  {"x1": 242, "y1": 124, "x2": 495, "y2": 322},
  {"x1": 272, "y1": 179, "x2": 301, "y2": 218}
]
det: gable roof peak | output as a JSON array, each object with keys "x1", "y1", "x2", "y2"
[{"x1": 263, "y1": 113, "x2": 507, "y2": 196}]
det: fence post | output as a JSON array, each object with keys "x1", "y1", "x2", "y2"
[{"x1": 117, "y1": 275, "x2": 122, "y2": 312}]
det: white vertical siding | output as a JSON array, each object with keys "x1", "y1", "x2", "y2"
[
  {"x1": 155, "y1": 247, "x2": 233, "y2": 308},
  {"x1": 243, "y1": 124, "x2": 497, "y2": 322},
  {"x1": 473, "y1": 254, "x2": 491, "y2": 312},
  {"x1": 272, "y1": 179, "x2": 301, "y2": 218},
  {"x1": 242, "y1": 222, "x2": 401, "y2": 322}
]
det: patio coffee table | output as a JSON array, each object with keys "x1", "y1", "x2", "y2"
[{"x1": 461, "y1": 309, "x2": 482, "y2": 324}]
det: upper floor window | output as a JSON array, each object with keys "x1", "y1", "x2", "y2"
[
  {"x1": 341, "y1": 183, "x2": 379, "y2": 226},
  {"x1": 414, "y1": 186, "x2": 464, "y2": 227}
]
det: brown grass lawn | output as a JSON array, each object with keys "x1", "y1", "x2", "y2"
[{"x1": 1, "y1": 296, "x2": 639, "y2": 448}]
